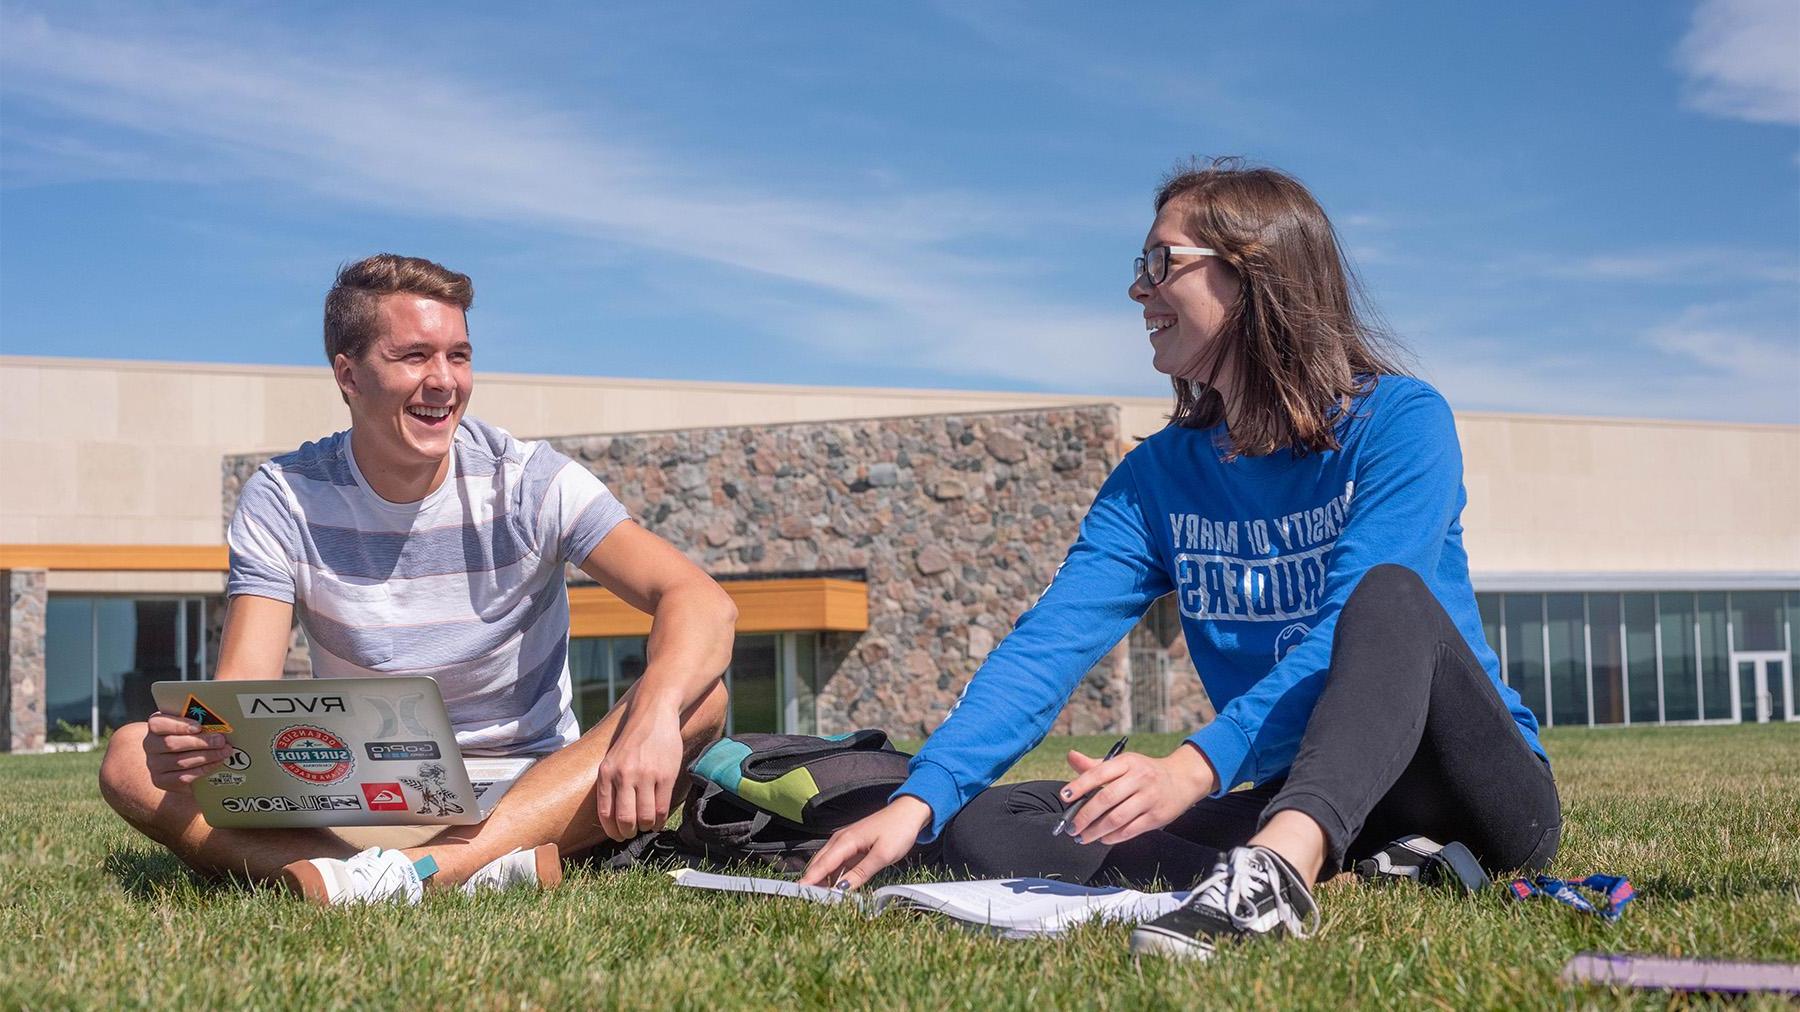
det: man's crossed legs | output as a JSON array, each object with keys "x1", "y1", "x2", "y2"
[{"x1": 98, "y1": 682, "x2": 727, "y2": 898}]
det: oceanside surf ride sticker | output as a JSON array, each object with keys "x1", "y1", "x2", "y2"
[{"x1": 271, "y1": 725, "x2": 356, "y2": 785}]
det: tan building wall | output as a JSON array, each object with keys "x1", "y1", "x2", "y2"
[
  {"x1": 3, "y1": 355, "x2": 1797, "y2": 586},
  {"x1": 1457, "y1": 413, "x2": 1799, "y2": 578},
  {"x1": 0, "y1": 356, "x2": 1167, "y2": 546}
]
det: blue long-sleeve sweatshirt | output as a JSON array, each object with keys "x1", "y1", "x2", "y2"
[{"x1": 896, "y1": 375, "x2": 1547, "y2": 841}]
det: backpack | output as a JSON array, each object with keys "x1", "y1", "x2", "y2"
[{"x1": 608, "y1": 730, "x2": 916, "y2": 873}]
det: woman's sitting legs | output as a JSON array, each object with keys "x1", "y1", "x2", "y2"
[
  {"x1": 1257, "y1": 564, "x2": 1561, "y2": 880},
  {"x1": 938, "y1": 778, "x2": 1276, "y2": 888}
]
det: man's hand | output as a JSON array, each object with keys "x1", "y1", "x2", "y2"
[
  {"x1": 594, "y1": 701, "x2": 687, "y2": 842},
  {"x1": 798, "y1": 796, "x2": 933, "y2": 891},
  {"x1": 1059, "y1": 742, "x2": 1217, "y2": 846},
  {"x1": 143, "y1": 711, "x2": 235, "y2": 794}
]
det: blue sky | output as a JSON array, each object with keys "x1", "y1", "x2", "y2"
[{"x1": 1, "y1": 1, "x2": 1796, "y2": 422}]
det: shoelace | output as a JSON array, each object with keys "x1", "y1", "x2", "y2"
[
  {"x1": 349, "y1": 849, "x2": 415, "y2": 898},
  {"x1": 1185, "y1": 847, "x2": 1320, "y2": 939}
]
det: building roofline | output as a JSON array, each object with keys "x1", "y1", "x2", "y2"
[
  {"x1": 511, "y1": 401, "x2": 1126, "y2": 444},
  {"x1": 1473, "y1": 570, "x2": 1800, "y2": 592},
  {"x1": 4, "y1": 353, "x2": 1796, "y2": 433}
]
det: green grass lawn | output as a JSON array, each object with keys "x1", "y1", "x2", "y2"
[{"x1": 3, "y1": 725, "x2": 1797, "y2": 1010}]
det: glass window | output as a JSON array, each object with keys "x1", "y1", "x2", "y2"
[
  {"x1": 1698, "y1": 593, "x2": 1731, "y2": 720},
  {"x1": 613, "y1": 637, "x2": 649, "y2": 702},
  {"x1": 1502, "y1": 594, "x2": 1546, "y2": 724},
  {"x1": 45, "y1": 597, "x2": 95, "y2": 740},
  {"x1": 95, "y1": 599, "x2": 182, "y2": 735},
  {"x1": 568, "y1": 633, "x2": 821, "y2": 735},
  {"x1": 789, "y1": 634, "x2": 819, "y2": 735},
  {"x1": 1546, "y1": 594, "x2": 1587, "y2": 726},
  {"x1": 1624, "y1": 593, "x2": 1659, "y2": 723},
  {"x1": 1477, "y1": 594, "x2": 1502, "y2": 663},
  {"x1": 1731, "y1": 591, "x2": 1785, "y2": 651},
  {"x1": 185, "y1": 599, "x2": 207, "y2": 680},
  {"x1": 1588, "y1": 594, "x2": 1624, "y2": 725},
  {"x1": 1657, "y1": 593, "x2": 1698, "y2": 722},
  {"x1": 728, "y1": 635, "x2": 781, "y2": 735},
  {"x1": 568, "y1": 638, "x2": 612, "y2": 729}
]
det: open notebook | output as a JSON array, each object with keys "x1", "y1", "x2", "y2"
[{"x1": 669, "y1": 868, "x2": 1189, "y2": 938}]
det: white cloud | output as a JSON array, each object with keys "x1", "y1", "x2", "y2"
[
  {"x1": 0, "y1": 11, "x2": 1152, "y2": 393},
  {"x1": 1643, "y1": 303, "x2": 1800, "y2": 381},
  {"x1": 1675, "y1": 0, "x2": 1800, "y2": 126},
  {"x1": 2, "y1": 8, "x2": 1793, "y2": 425},
  {"x1": 1544, "y1": 246, "x2": 1800, "y2": 285},
  {"x1": 1421, "y1": 301, "x2": 1800, "y2": 424}
]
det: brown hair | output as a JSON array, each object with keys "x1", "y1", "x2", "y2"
[
  {"x1": 323, "y1": 254, "x2": 474, "y2": 362},
  {"x1": 1154, "y1": 157, "x2": 1409, "y2": 458}
]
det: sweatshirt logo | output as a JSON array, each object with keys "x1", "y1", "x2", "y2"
[
  {"x1": 1169, "y1": 482, "x2": 1352, "y2": 624},
  {"x1": 1274, "y1": 623, "x2": 1311, "y2": 661}
]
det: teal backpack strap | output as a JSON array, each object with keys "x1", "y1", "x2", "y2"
[
  {"x1": 687, "y1": 731, "x2": 912, "y2": 831},
  {"x1": 690, "y1": 737, "x2": 751, "y2": 793}
]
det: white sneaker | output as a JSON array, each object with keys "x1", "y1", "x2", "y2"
[
  {"x1": 282, "y1": 847, "x2": 424, "y2": 906},
  {"x1": 462, "y1": 843, "x2": 562, "y2": 895}
]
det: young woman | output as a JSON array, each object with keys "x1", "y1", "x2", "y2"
[{"x1": 799, "y1": 158, "x2": 1561, "y2": 960}]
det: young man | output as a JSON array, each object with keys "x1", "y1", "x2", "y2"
[{"x1": 98, "y1": 254, "x2": 734, "y2": 904}]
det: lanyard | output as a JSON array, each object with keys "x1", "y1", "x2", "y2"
[{"x1": 1507, "y1": 874, "x2": 1635, "y2": 922}]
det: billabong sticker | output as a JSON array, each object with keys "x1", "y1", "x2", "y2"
[{"x1": 220, "y1": 794, "x2": 361, "y2": 813}]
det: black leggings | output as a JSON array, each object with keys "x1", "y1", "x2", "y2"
[{"x1": 936, "y1": 565, "x2": 1563, "y2": 887}]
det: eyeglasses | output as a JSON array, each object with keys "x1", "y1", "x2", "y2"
[{"x1": 1134, "y1": 245, "x2": 1219, "y2": 287}]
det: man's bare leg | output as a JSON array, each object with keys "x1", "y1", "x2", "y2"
[
  {"x1": 101, "y1": 681, "x2": 726, "y2": 890},
  {"x1": 398, "y1": 680, "x2": 728, "y2": 886},
  {"x1": 98, "y1": 722, "x2": 359, "y2": 882}
]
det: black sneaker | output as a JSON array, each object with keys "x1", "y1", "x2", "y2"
[
  {"x1": 1130, "y1": 845, "x2": 1320, "y2": 960},
  {"x1": 1353, "y1": 836, "x2": 1489, "y2": 895}
]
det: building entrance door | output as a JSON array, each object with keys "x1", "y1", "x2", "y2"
[{"x1": 1731, "y1": 652, "x2": 1790, "y2": 723}]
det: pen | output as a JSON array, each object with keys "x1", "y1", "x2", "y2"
[{"x1": 1052, "y1": 735, "x2": 1129, "y2": 838}]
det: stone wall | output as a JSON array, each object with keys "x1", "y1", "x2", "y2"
[
  {"x1": 2, "y1": 569, "x2": 48, "y2": 752},
  {"x1": 542, "y1": 405, "x2": 1124, "y2": 736},
  {"x1": 222, "y1": 405, "x2": 1218, "y2": 737}
]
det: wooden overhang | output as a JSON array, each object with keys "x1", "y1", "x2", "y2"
[
  {"x1": 0, "y1": 545, "x2": 869, "y2": 637},
  {"x1": 0, "y1": 544, "x2": 231, "y2": 571},
  {"x1": 568, "y1": 577, "x2": 868, "y2": 637}
]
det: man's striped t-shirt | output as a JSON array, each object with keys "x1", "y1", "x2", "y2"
[{"x1": 226, "y1": 415, "x2": 630, "y2": 755}]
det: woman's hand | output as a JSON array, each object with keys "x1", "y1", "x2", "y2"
[
  {"x1": 1060, "y1": 743, "x2": 1218, "y2": 845},
  {"x1": 798, "y1": 796, "x2": 933, "y2": 890}
]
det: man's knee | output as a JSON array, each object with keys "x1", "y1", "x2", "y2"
[{"x1": 97, "y1": 722, "x2": 155, "y2": 822}]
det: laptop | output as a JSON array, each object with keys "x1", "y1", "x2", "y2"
[{"x1": 150, "y1": 676, "x2": 536, "y2": 829}]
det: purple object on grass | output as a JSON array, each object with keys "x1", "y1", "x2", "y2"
[{"x1": 1561, "y1": 953, "x2": 1800, "y2": 994}]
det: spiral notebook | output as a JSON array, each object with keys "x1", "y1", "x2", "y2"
[{"x1": 668, "y1": 868, "x2": 1188, "y2": 938}]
